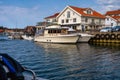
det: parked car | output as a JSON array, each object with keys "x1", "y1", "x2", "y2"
[
  {"x1": 100, "y1": 27, "x2": 112, "y2": 32},
  {"x1": 112, "y1": 26, "x2": 120, "y2": 32}
]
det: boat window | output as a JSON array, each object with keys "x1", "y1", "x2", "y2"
[
  {"x1": 57, "y1": 30, "x2": 61, "y2": 33},
  {"x1": 53, "y1": 30, "x2": 56, "y2": 33},
  {"x1": 48, "y1": 30, "x2": 52, "y2": 33},
  {"x1": 48, "y1": 29, "x2": 62, "y2": 33},
  {"x1": 61, "y1": 29, "x2": 67, "y2": 33}
]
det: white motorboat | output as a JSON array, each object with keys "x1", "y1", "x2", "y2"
[
  {"x1": 8, "y1": 35, "x2": 13, "y2": 39},
  {"x1": 22, "y1": 35, "x2": 33, "y2": 40},
  {"x1": 34, "y1": 25, "x2": 79, "y2": 44}
]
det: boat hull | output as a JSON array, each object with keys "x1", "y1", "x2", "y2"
[
  {"x1": 78, "y1": 36, "x2": 91, "y2": 42},
  {"x1": 34, "y1": 35, "x2": 79, "y2": 43},
  {"x1": 8, "y1": 35, "x2": 13, "y2": 39},
  {"x1": 22, "y1": 35, "x2": 33, "y2": 40},
  {"x1": 78, "y1": 33, "x2": 94, "y2": 42}
]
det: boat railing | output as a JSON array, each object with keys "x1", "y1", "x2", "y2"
[{"x1": 23, "y1": 68, "x2": 36, "y2": 80}]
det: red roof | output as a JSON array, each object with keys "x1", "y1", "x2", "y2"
[
  {"x1": 112, "y1": 16, "x2": 120, "y2": 22},
  {"x1": 105, "y1": 9, "x2": 120, "y2": 15},
  {"x1": 45, "y1": 13, "x2": 59, "y2": 19},
  {"x1": 69, "y1": 6, "x2": 105, "y2": 18}
]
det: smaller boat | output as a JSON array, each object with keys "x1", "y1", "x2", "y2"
[
  {"x1": 8, "y1": 35, "x2": 13, "y2": 39},
  {"x1": 78, "y1": 33, "x2": 94, "y2": 42},
  {"x1": 8, "y1": 32, "x2": 23, "y2": 39},
  {"x1": 0, "y1": 54, "x2": 47, "y2": 80},
  {"x1": 67, "y1": 28, "x2": 94, "y2": 42},
  {"x1": 22, "y1": 35, "x2": 33, "y2": 40}
]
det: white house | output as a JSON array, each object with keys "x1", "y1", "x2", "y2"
[
  {"x1": 56, "y1": 6, "x2": 105, "y2": 31},
  {"x1": 105, "y1": 9, "x2": 120, "y2": 27},
  {"x1": 105, "y1": 16, "x2": 119, "y2": 27}
]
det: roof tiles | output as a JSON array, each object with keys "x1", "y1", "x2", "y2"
[
  {"x1": 45, "y1": 13, "x2": 59, "y2": 19},
  {"x1": 69, "y1": 6, "x2": 105, "y2": 18},
  {"x1": 105, "y1": 9, "x2": 120, "y2": 15}
]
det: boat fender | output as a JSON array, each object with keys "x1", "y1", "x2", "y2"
[
  {"x1": 110, "y1": 34, "x2": 116, "y2": 40},
  {"x1": 100, "y1": 34, "x2": 105, "y2": 40},
  {"x1": 105, "y1": 34, "x2": 110, "y2": 40},
  {"x1": 117, "y1": 34, "x2": 120, "y2": 40},
  {"x1": 95, "y1": 34, "x2": 100, "y2": 39}
]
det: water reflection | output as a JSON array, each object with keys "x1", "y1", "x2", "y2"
[
  {"x1": 35, "y1": 42, "x2": 120, "y2": 80},
  {"x1": 90, "y1": 42, "x2": 120, "y2": 47}
]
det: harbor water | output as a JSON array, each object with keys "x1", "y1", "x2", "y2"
[{"x1": 0, "y1": 36, "x2": 120, "y2": 80}]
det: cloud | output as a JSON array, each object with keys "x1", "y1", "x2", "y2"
[
  {"x1": 0, "y1": 5, "x2": 44, "y2": 28},
  {"x1": 96, "y1": 0, "x2": 120, "y2": 13}
]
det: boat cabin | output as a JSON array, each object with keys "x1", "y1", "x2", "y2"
[
  {"x1": 44, "y1": 27, "x2": 69, "y2": 36},
  {"x1": 44, "y1": 25, "x2": 78, "y2": 37}
]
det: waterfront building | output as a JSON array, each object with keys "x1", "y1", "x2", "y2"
[
  {"x1": 44, "y1": 13, "x2": 59, "y2": 25},
  {"x1": 56, "y1": 6, "x2": 105, "y2": 32},
  {"x1": 105, "y1": 9, "x2": 120, "y2": 27},
  {"x1": 105, "y1": 16, "x2": 120, "y2": 27}
]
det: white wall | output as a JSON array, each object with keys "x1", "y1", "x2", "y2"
[
  {"x1": 81, "y1": 17, "x2": 105, "y2": 25},
  {"x1": 58, "y1": 8, "x2": 82, "y2": 25},
  {"x1": 105, "y1": 16, "x2": 117, "y2": 27}
]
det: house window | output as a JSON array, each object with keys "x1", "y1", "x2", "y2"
[
  {"x1": 92, "y1": 19, "x2": 94, "y2": 23},
  {"x1": 66, "y1": 19, "x2": 69, "y2": 23},
  {"x1": 73, "y1": 18, "x2": 76, "y2": 22},
  {"x1": 67, "y1": 11, "x2": 70, "y2": 18},
  {"x1": 61, "y1": 20, "x2": 64, "y2": 23},
  {"x1": 85, "y1": 18, "x2": 88, "y2": 22},
  {"x1": 99, "y1": 19, "x2": 101, "y2": 24},
  {"x1": 87, "y1": 10, "x2": 91, "y2": 14},
  {"x1": 73, "y1": 26, "x2": 76, "y2": 30},
  {"x1": 111, "y1": 23, "x2": 113, "y2": 26},
  {"x1": 85, "y1": 26, "x2": 88, "y2": 30}
]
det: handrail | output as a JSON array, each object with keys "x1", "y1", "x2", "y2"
[{"x1": 23, "y1": 68, "x2": 36, "y2": 80}]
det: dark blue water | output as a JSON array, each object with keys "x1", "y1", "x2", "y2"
[{"x1": 0, "y1": 36, "x2": 120, "y2": 80}]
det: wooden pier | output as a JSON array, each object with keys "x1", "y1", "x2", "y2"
[{"x1": 89, "y1": 32, "x2": 120, "y2": 44}]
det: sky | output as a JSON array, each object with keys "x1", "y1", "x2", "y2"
[{"x1": 0, "y1": 0, "x2": 120, "y2": 28}]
